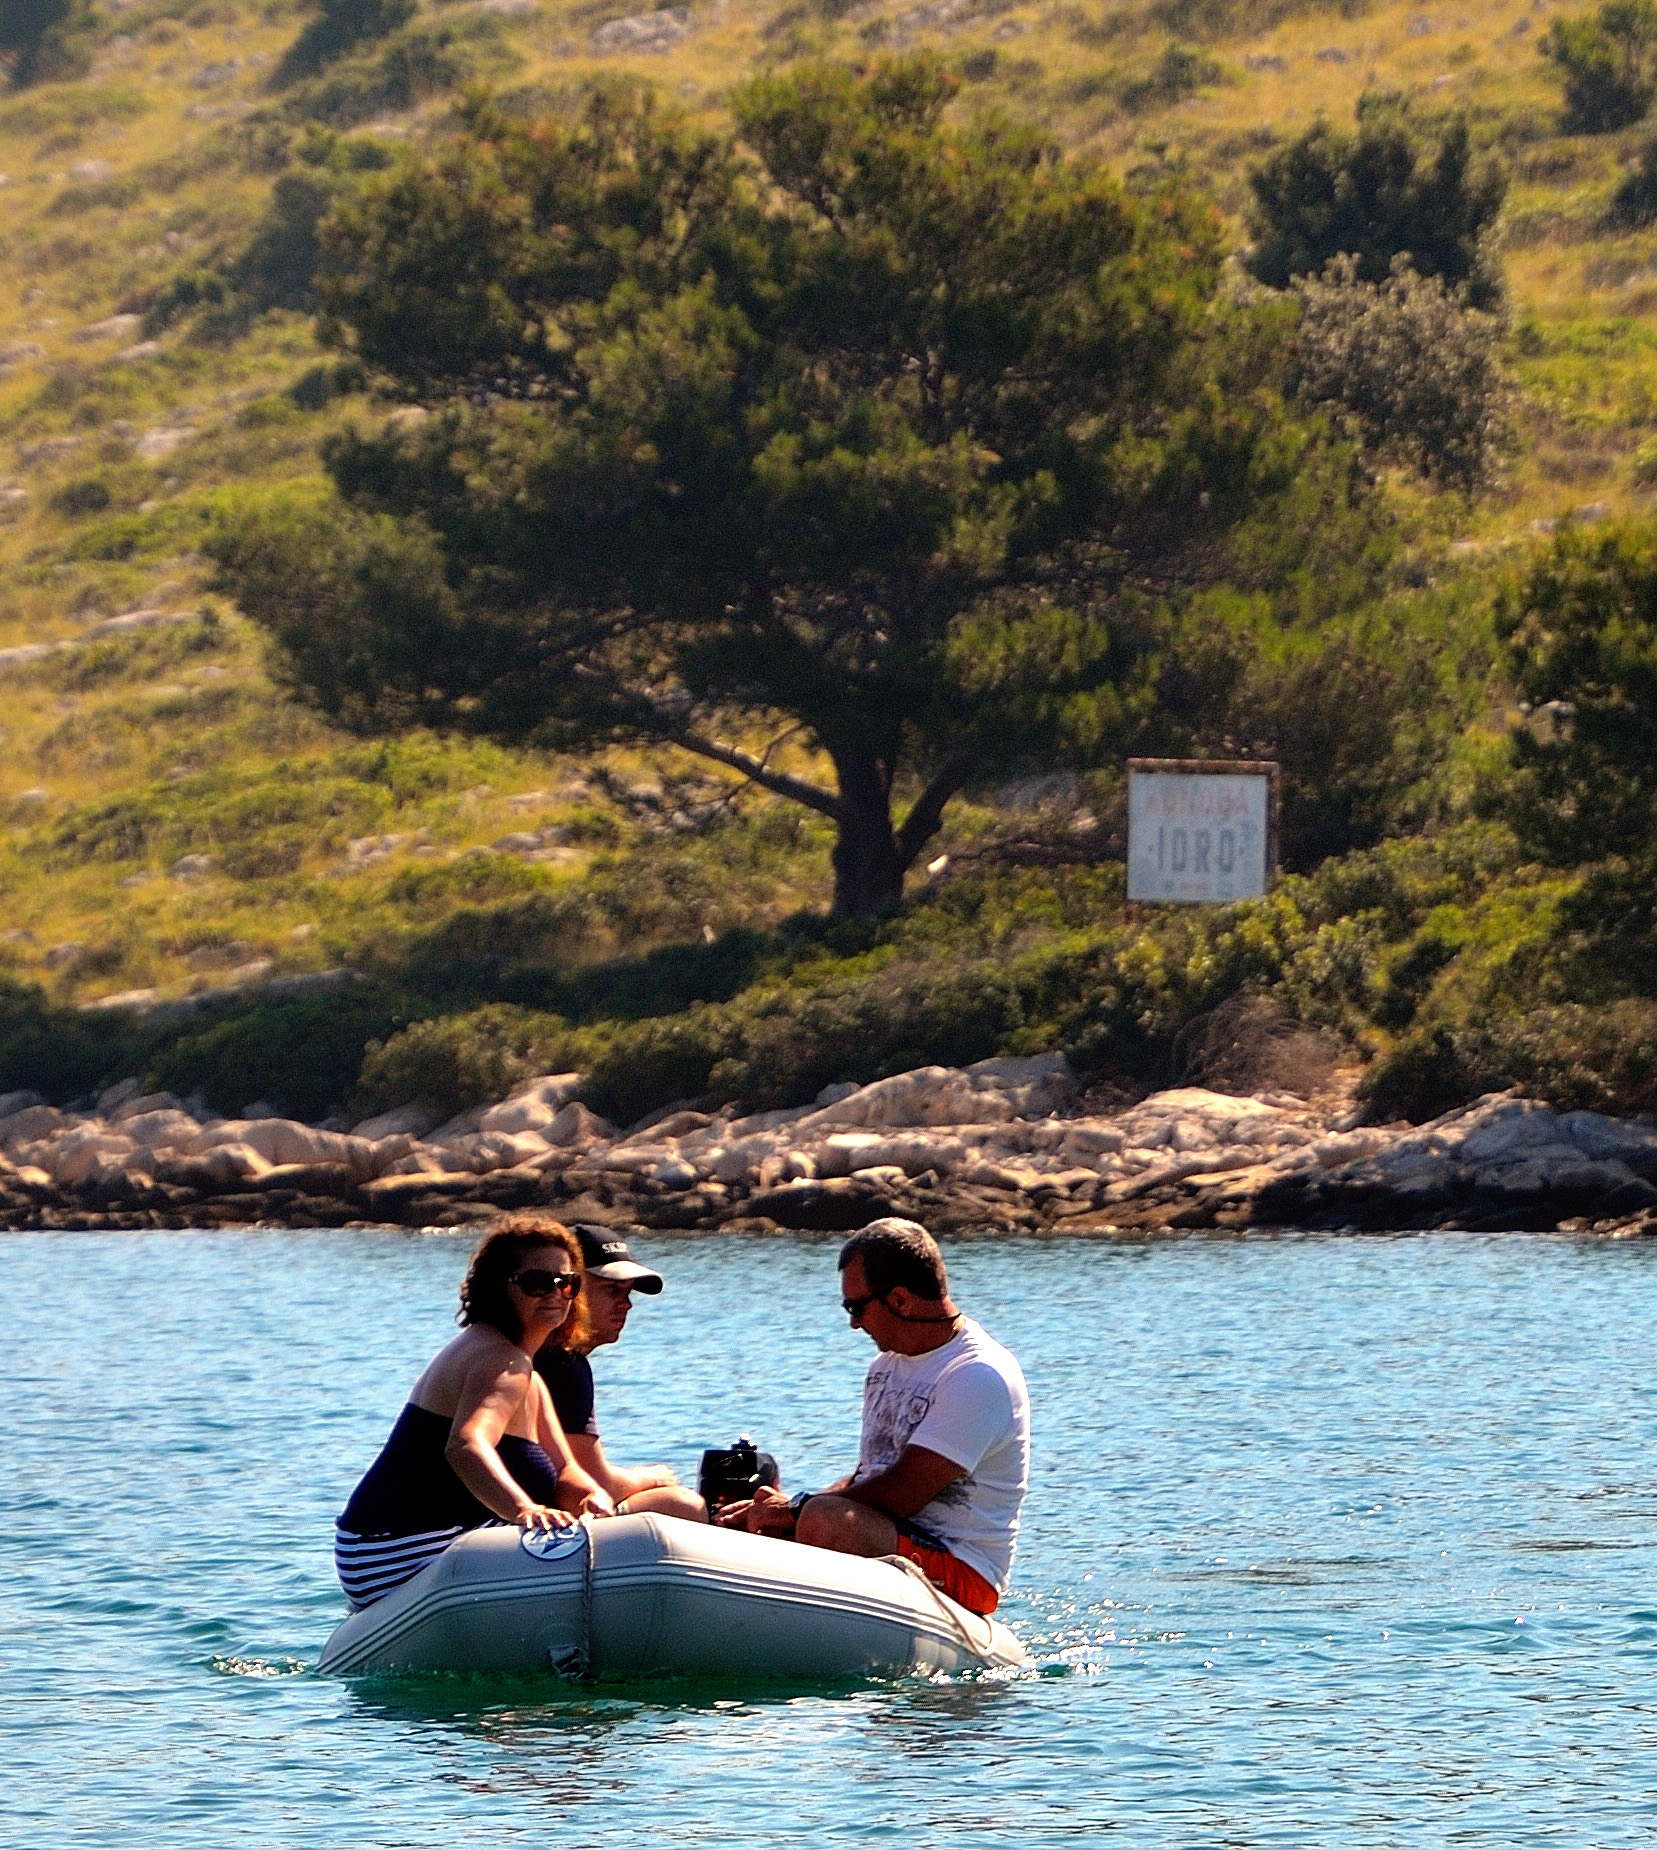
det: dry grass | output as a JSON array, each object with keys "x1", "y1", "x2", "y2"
[{"x1": 3, "y1": 0, "x2": 1657, "y2": 1008}]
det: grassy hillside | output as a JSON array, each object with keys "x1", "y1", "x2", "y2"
[{"x1": 2, "y1": 0, "x2": 1656, "y2": 1122}]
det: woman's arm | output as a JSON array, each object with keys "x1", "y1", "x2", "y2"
[
  {"x1": 444, "y1": 1346, "x2": 573, "y2": 1530},
  {"x1": 565, "y1": 1431, "x2": 676, "y2": 1502},
  {"x1": 530, "y1": 1375, "x2": 616, "y2": 1519}
]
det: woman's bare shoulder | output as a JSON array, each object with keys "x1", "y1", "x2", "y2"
[{"x1": 410, "y1": 1326, "x2": 525, "y2": 1412}]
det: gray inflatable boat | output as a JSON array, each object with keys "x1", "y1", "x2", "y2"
[{"x1": 317, "y1": 1513, "x2": 1027, "y2": 1680}]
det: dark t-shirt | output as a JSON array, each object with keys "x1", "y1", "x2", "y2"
[{"x1": 536, "y1": 1344, "x2": 599, "y2": 1440}]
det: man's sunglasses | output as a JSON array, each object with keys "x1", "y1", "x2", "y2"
[
  {"x1": 842, "y1": 1289, "x2": 887, "y2": 1320},
  {"x1": 513, "y1": 1268, "x2": 581, "y2": 1299}
]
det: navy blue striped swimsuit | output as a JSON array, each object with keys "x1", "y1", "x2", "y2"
[{"x1": 335, "y1": 1404, "x2": 561, "y2": 1608}]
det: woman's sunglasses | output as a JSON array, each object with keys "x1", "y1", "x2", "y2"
[{"x1": 512, "y1": 1268, "x2": 581, "y2": 1299}]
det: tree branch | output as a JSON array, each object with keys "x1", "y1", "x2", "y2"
[
  {"x1": 895, "y1": 753, "x2": 976, "y2": 871},
  {"x1": 674, "y1": 729, "x2": 845, "y2": 821}
]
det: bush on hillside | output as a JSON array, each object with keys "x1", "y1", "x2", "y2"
[
  {"x1": 1291, "y1": 255, "x2": 1514, "y2": 492},
  {"x1": 1246, "y1": 100, "x2": 1506, "y2": 307},
  {"x1": 1117, "y1": 42, "x2": 1231, "y2": 112},
  {"x1": 0, "y1": 0, "x2": 94, "y2": 87},
  {"x1": 278, "y1": 0, "x2": 418, "y2": 84},
  {"x1": 1362, "y1": 1000, "x2": 1657, "y2": 1120},
  {"x1": 353, "y1": 1003, "x2": 574, "y2": 1118},
  {"x1": 281, "y1": 22, "x2": 477, "y2": 126},
  {"x1": 1541, "y1": 0, "x2": 1657, "y2": 134},
  {"x1": 147, "y1": 986, "x2": 411, "y2": 1120},
  {"x1": 1494, "y1": 519, "x2": 1657, "y2": 866},
  {"x1": 1609, "y1": 129, "x2": 1657, "y2": 221},
  {"x1": 0, "y1": 977, "x2": 149, "y2": 1101},
  {"x1": 1160, "y1": 593, "x2": 1449, "y2": 870}
]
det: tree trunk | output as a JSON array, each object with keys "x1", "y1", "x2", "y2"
[
  {"x1": 673, "y1": 730, "x2": 973, "y2": 917},
  {"x1": 830, "y1": 752, "x2": 906, "y2": 915},
  {"x1": 828, "y1": 749, "x2": 976, "y2": 915}
]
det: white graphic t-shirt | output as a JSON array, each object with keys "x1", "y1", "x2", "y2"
[{"x1": 853, "y1": 1316, "x2": 1031, "y2": 1591}]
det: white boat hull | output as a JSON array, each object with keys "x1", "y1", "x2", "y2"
[{"x1": 317, "y1": 1513, "x2": 1027, "y2": 1680}]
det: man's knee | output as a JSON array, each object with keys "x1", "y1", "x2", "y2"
[
  {"x1": 796, "y1": 1494, "x2": 895, "y2": 1557},
  {"x1": 620, "y1": 1485, "x2": 709, "y2": 1524}
]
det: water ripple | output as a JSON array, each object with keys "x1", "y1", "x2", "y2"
[{"x1": 5, "y1": 1228, "x2": 1657, "y2": 1847}]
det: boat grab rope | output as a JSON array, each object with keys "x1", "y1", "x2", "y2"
[
  {"x1": 880, "y1": 1553, "x2": 1000, "y2": 1664},
  {"x1": 547, "y1": 1517, "x2": 596, "y2": 1680}
]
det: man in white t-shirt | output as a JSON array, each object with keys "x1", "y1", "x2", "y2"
[{"x1": 718, "y1": 1218, "x2": 1030, "y2": 1614}]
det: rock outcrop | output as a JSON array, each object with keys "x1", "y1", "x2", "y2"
[{"x1": 0, "y1": 1061, "x2": 1654, "y2": 1238}]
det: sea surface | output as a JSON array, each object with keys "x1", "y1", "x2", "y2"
[{"x1": 5, "y1": 1226, "x2": 1657, "y2": 1848}]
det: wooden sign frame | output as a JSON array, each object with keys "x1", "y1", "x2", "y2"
[{"x1": 1125, "y1": 758, "x2": 1281, "y2": 905}]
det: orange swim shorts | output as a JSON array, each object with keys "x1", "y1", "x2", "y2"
[{"x1": 894, "y1": 1532, "x2": 1000, "y2": 1615}]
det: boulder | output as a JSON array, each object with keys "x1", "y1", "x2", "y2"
[
  {"x1": 755, "y1": 1149, "x2": 817, "y2": 1186},
  {"x1": 110, "y1": 1091, "x2": 188, "y2": 1123},
  {"x1": 543, "y1": 1101, "x2": 615, "y2": 1148},
  {"x1": 476, "y1": 1075, "x2": 583, "y2": 1135},
  {"x1": 591, "y1": 7, "x2": 691, "y2": 51},
  {"x1": 801, "y1": 1054, "x2": 1074, "y2": 1133},
  {"x1": 258, "y1": 1161, "x2": 361, "y2": 1197},
  {"x1": 1559, "y1": 1111, "x2": 1657, "y2": 1168},
  {"x1": 1058, "y1": 1123, "x2": 1126, "y2": 1160},
  {"x1": 709, "y1": 1143, "x2": 759, "y2": 1184},
  {"x1": 0, "y1": 1105, "x2": 65, "y2": 1147},
  {"x1": 351, "y1": 1104, "x2": 442, "y2": 1141},
  {"x1": 166, "y1": 1142, "x2": 274, "y2": 1188},
  {"x1": 1454, "y1": 1098, "x2": 1562, "y2": 1164},
  {"x1": 182, "y1": 1118, "x2": 379, "y2": 1182},
  {"x1": 117, "y1": 1109, "x2": 202, "y2": 1150},
  {"x1": 51, "y1": 1132, "x2": 138, "y2": 1187}
]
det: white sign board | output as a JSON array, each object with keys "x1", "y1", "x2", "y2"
[{"x1": 1127, "y1": 768, "x2": 1272, "y2": 903}]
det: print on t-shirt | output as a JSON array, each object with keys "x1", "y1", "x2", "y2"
[{"x1": 851, "y1": 1317, "x2": 1032, "y2": 1591}]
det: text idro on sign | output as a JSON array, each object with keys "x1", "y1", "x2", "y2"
[{"x1": 1125, "y1": 759, "x2": 1279, "y2": 904}]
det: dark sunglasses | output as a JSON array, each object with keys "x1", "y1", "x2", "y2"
[
  {"x1": 513, "y1": 1268, "x2": 580, "y2": 1299},
  {"x1": 842, "y1": 1289, "x2": 887, "y2": 1320}
]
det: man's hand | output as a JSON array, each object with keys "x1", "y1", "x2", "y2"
[
  {"x1": 577, "y1": 1486, "x2": 617, "y2": 1519},
  {"x1": 716, "y1": 1483, "x2": 796, "y2": 1536},
  {"x1": 627, "y1": 1465, "x2": 680, "y2": 1494}
]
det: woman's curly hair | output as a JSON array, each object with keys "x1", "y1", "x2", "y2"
[{"x1": 458, "y1": 1215, "x2": 585, "y2": 1343}]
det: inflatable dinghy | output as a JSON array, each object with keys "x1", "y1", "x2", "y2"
[{"x1": 317, "y1": 1512, "x2": 1027, "y2": 1680}]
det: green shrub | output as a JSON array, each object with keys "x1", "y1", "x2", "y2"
[
  {"x1": 1117, "y1": 42, "x2": 1232, "y2": 112},
  {"x1": 0, "y1": 977, "x2": 146, "y2": 1102},
  {"x1": 49, "y1": 476, "x2": 114, "y2": 518},
  {"x1": 1610, "y1": 130, "x2": 1657, "y2": 221},
  {"x1": 353, "y1": 1003, "x2": 574, "y2": 1117},
  {"x1": 1246, "y1": 100, "x2": 1506, "y2": 307},
  {"x1": 277, "y1": 0, "x2": 418, "y2": 83},
  {"x1": 1291, "y1": 255, "x2": 1514, "y2": 491},
  {"x1": 1493, "y1": 519, "x2": 1657, "y2": 865},
  {"x1": 0, "y1": 0, "x2": 96, "y2": 87},
  {"x1": 282, "y1": 24, "x2": 474, "y2": 127},
  {"x1": 230, "y1": 168, "x2": 342, "y2": 314},
  {"x1": 148, "y1": 986, "x2": 412, "y2": 1119},
  {"x1": 1541, "y1": 0, "x2": 1657, "y2": 134},
  {"x1": 1362, "y1": 1000, "x2": 1657, "y2": 1119}
]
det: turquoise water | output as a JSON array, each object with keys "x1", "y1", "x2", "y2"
[{"x1": 6, "y1": 1227, "x2": 1657, "y2": 1848}]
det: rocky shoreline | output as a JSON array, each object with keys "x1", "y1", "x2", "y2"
[{"x1": 2, "y1": 1053, "x2": 1656, "y2": 1239}]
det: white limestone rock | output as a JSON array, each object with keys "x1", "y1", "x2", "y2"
[
  {"x1": 351, "y1": 1104, "x2": 442, "y2": 1141},
  {"x1": 543, "y1": 1101, "x2": 615, "y2": 1148},
  {"x1": 0, "y1": 1104, "x2": 65, "y2": 1148},
  {"x1": 183, "y1": 1117, "x2": 379, "y2": 1182}
]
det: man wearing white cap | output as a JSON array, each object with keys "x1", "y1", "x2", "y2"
[{"x1": 534, "y1": 1224, "x2": 707, "y2": 1522}]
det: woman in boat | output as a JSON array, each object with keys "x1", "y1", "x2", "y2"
[{"x1": 335, "y1": 1216, "x2": 615, "y2": 1608}]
